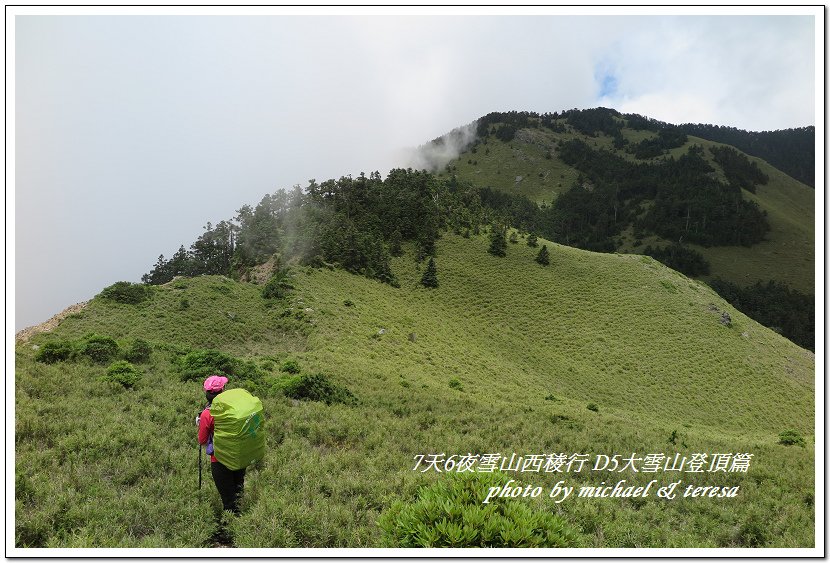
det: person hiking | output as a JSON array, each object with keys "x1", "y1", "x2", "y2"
[{"x1": 197, "y1": 375, "x2": 247, "y2": 514}]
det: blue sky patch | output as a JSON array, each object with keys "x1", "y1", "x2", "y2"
[{"x1": 597, "y1": 70, "x2": 618, "y2": 98}]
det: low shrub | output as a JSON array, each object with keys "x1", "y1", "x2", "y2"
[
  {"x1": 79, "y1": 334, "x2": 119, "y2": 364},
  {"x1": 280, "y1": 359, "x2": 301, "y2": 374},
  {"x1": 378, "y1": 472, "x2": 582, "y2": 547},
  {"x1": 778, "y1": 429, "x2": 805, "y2": 447},
  {"x1": 175, "y1": 349, "x2": 263, "y2": 383},
  {"x1": 210, "y1": 283, "x2": 231, "y2": 295},
  {"x1": 262, "y1": 269, "x2": 294, "y2": 300},
  {"x1": 103, "y1": 360, "x2": 142, "y2": 388},
  {"x1": 586, "y1": 402, "x2": 599, "y2": 412},
  {"x1": 448, "y1": 378, "x2": 463, "y2": 390},
  {"x1": 98, "y1": 281, "x2": 153, "y2": 304},
  {"x1": 124, "y1": 339, "x2": 152, "y2": 363},
  {"x1": 279, "y1": 373, "x2": 357, "y2": 406},
  {"x1": 35, "y1": 340, "x2": 74, "y2": 364}
]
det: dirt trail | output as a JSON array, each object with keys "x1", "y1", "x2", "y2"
[{"x1": 15, "y1": 302, "x2": 89, "y2": 344}]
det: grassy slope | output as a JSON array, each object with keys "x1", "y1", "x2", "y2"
[
  {"x1": 690, "y1": 137, "x2": 815, "y2": 294},
  {"x1": 15, "y1": 234, "x2": 815, "y2": 548},
  {"x1": 440, "y1": 126, "x2": 815, "y2": 295}
]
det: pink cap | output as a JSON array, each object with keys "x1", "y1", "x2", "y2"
[{"x1": 203, "y1": 375, "x2": 229, "y2": 392}]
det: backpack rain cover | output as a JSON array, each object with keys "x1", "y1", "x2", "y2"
[{"x1": 210, "y1": 388, "x2": 265, "y2": 470}]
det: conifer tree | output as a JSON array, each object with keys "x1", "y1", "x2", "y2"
[
  {"x1": 509, "y1": 231, "x2": 519, "y2": 244},
  {"x1": 420, "y1": 257, "x2": 438, "y2": 288},
  {"x1": 535, "y1": 244, "x2": 550, "y2": 266},
  {"x1": 488, "y1": 227, "x2": 507, "y2": 257},
  {"x1": 389, "y1": 229, "x2": 403, "y2": 257},
  {"x1": 527, "y1": 233, "x2": 538, "y2": 247}
]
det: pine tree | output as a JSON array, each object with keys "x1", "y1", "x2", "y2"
[
  {"x1": 509, "y1": 231, "x2": 519, "y2": 244},
  {"x1": 420, "y1": 257, "x2": 438, "y2": 288},
  {"x1": 535, "y1": 244, "x2": 550, "y2": 266},
  {"x1": 488, "y1": 228, "x2": 507, "y2": 257},
  {"x1": 389, "y1": 229, "x2": 403, "y2": 257}
]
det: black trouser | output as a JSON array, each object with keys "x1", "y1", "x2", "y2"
[{"x1": 211, "y1": 461, "x2": 246, "y2": 514}]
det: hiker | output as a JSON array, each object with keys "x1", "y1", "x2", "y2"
[{"x1": 197, "y1": 375, "x2": 246, "y2": 514}]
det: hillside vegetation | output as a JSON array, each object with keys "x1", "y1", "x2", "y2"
[
  {"x1": 438, "y1": 110, "x2": 814, "y2": 297},
  {"x1": 16, "y1": 232, "x2": 814, "y2": 548}
]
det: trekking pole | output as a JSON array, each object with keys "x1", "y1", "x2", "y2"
[{"x1": 197, "y1": 411, "x2": 203, "y2": 491}]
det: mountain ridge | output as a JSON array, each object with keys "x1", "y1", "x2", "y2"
[{"x1": 15, "y1": 107, "x2": 816, "y2": 548}]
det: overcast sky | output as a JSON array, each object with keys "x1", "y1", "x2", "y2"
[{"x1": 11, "y1": 9, "x2": 819, "y2": 330}]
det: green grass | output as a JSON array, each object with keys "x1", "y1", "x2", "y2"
[
  {"x1": 15, "y1": 234, "x2": 814, "y2": 548},
  {"x1": 437, "y1": 128, "x2": 582, "y2": 205}
]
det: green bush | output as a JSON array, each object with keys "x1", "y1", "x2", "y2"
[
  {"x1": 262, "y1": 269, "x2": 294, "y2": 300},
  {"x1": 124, "y1": 339, "x2": 152, "y2": 363},
  {"x1": 103, "y1": 360, "x2": 142, "y2": 388},
  {"x1": 449, "y1": 377, "x2": 463, "y2": 390},
  {"x1": 378, "y1": 472, "x2": 582, "y2": 547},
  {"x1": 280, "y1": 359, "x2": 301, "y2": 374},
  {"x1": 98, "y1": 281, "x2": 153, "y2": 304},
  {"x1": 586, "y1": 402, "x2": 599, "y2": 412},
  {"x1": 279, "y1": 373, "x2": 357, "y2": 405},
  {"x1": 34, "y1": 340, "x2": 75, "y2": 364},
  {"x1": 79, "y1": 334, "x2": 119, "y2": 364},
  {"x1": 175, "y1": 349, "x2": 262, "y2": 383},
  {"x1": 778, "y1": 429, "x2": 805, "y2": 447}
]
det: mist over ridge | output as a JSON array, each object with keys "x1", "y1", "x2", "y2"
[{"x1": 402, "y1": 121, "x2": 479, "y2": 173}]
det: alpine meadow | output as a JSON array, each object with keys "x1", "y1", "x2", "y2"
[{"x1": 15, "y1": 108, "x2": 816, "y2": 549}]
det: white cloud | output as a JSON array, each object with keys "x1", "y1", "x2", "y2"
[
  {"x1": 12, "y1": 12, "x2": 818, "y2": 329},
  {"x1": 595, "y1": 16, "x2": 814, "y2": 130}
]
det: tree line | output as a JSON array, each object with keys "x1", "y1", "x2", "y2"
[
  {"x1": 707, "y1": 279, "x2": 814, "y2": 351},
  {"x1": 677, "y1": 123, "x2": 814, "y2": 187},
  {"x1": 144, "y1": 169, "x2": 499, "y2": 287},
  {"x1": 465, "y1": 108, "x2": 814, "y2": 186}
]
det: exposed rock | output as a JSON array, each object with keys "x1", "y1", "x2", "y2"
[
  {"x1": 720, "y1": 312, "x2": 732, "y2": 327},
  {"x1": 244, "y1": 255, "x2": 280, "y2": 284},
  {"x1": 16, "y1": 301, "x2": 89, "y2": 343}
]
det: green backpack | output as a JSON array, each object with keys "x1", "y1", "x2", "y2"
[{"x1": 210, "y1": 388, "x2": 265, "y2": 471}]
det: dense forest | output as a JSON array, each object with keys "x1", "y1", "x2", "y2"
[
  {"x1": 679, "y1": 123, "x2": 814, "y2": 187},
  {"x1": 551, "y1": 140, "x2": 770, "y2": 249},
  {"x1": 471, "y1": 108, "x2": 814, "y2": 186},
  {"x1": 708, "y1": 278, "x2": 814, "y2": 351}
]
